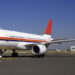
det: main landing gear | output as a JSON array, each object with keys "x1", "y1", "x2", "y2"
[
  {"x1": 34, "y1": 54, "x2": 45, "y2": 58},
  {"x1": 12, "y1": 50, "x2": 18, "y2": 57}
]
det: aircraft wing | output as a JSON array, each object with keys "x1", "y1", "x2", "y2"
[{"x1": 44, "y1": 39, "x2": 75, "y2": 45}]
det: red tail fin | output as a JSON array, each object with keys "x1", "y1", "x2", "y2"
[{"x1": 44, "y1": 19, "x2": 52, "y2": 35}]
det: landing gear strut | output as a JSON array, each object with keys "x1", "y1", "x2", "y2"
[{"x1": 12, "y1": 50, "x2": 18, "y2": 57}]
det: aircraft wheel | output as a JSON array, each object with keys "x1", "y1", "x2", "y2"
[
  {"x1": 12, "y1": 52, "x2": 18, "y2": 57},
  {"x1": 40, "y1": 54, "x2": 45, "y2": 57},
  {"x1": 34, "y1": 54, "x2": 45, "y2": 58}
]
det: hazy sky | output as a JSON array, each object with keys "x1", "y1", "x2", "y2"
[{"x1": 0, "y1": 0, "x2": 75, "y2": 49}]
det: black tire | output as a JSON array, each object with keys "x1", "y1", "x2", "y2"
[
  {"x1": 40, "y1": 54, "x2": 45, "y2": 57},
  {"x1": 12, "y1": 53, "x2": 18, "y2": 57},
  {"x1": 34, "y1": 54, "x2": 45, "y2": 58}
]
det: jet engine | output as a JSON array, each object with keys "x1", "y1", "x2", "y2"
[{"x1": 32, "y1": 44, "x2": 46, "y2": 55}]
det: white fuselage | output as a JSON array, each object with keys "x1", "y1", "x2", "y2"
[{"x1": 0, "y1": 29, "x2": 53, "y2": 50}]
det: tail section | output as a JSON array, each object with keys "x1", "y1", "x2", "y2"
[
  {"x1": 44, "y1": 19, "x2": 52, "y2": 35},
  {"x1": 43, "y1": 19, "x2": 53, "y2": 41}
]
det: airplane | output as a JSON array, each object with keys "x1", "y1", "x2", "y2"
[{"x1": 0, "y1": 19, "x2": 75, "y2": 57}]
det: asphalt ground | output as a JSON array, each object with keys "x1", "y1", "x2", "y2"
[{"x1": 0, "y1": 53, "x2": 75, "y2": 75}]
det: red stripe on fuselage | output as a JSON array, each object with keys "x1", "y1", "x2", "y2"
[{"x1": 0, "y1": 37, "x2": 48, "y2": 43}]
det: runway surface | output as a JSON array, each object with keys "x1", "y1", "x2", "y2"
[{"x1": 0, "y1": 56, "x2": 75, "y2": 75}]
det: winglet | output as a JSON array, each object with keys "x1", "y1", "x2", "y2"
[{"x1": 44, "y1": 19, "x2": 52, "y2": 35}]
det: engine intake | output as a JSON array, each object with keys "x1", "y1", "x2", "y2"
[{"x1": 32, "y1": 45, "x2": 46, "y2": 55}]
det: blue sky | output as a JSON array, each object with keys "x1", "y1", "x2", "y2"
[{"x1": 0, "y1": 0, "x2": 75, "y2": 40}]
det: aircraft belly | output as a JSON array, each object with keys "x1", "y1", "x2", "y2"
[{"x1": 0, "y1": 41, "x2": 19, "y2": 50}]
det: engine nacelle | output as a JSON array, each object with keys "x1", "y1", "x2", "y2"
[{"x1": 32, "y1": 45, "x2": 46, "y2": 55}]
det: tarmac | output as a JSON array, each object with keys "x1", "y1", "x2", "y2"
[{"x1": 0, "y1": 54, "x2": 75, "y2": 75}]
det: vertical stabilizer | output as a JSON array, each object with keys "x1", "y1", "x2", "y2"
[
  {"x1": 43, "y1": 19, "x2": 53, "y2": 41},
  {"x1": 44, "y1": 19, "x2": 52, "y2": 35}
]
